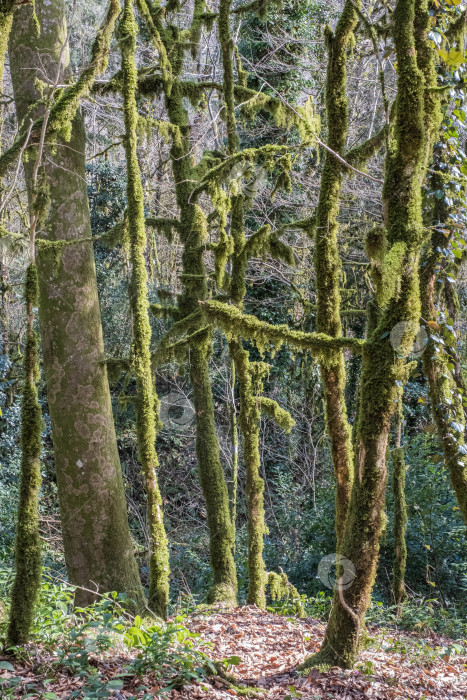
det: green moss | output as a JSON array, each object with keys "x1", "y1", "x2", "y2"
[
  {"x1": 7, "y1": 264, "x2": 42, "y2": 646},
  {"x1": 266, "y1": 571, "x2": 304, "y2": 617},
  {"x1": 120, "y1": 0, "x2": 169, "y2": 619},
  {"x1": 365, "y1": 226, "x2": 386, "y2": 262},
  {"x1": 259, "y1": 397, "x2": 294, "y2": 433},
  {"x1": 201, "y1": 301, "x2": 364, "y2": 358}
]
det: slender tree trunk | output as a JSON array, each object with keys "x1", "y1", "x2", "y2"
[
  {"x1": 161, "y1": 40, "x2": 237, "y2": 604},
  {"x1": 7, "y1": 265, "x2": 42, "y2": 645},
  {"x1": 421, "y1": 230, "x2": 467, "y2": 524},
  {"x1": 120, "y1": 0, "x2": 170, "y2": 618},
  {"x1": 392, "y1": 406, "x2": 407, "y2": 610},
  {"x1": 228, "y1": 357, "x2": 238, "y2": 536},
  {"x1": 9, "y1": 0, "x2": 145, "y2": 608},
  {"x1": 218, "y1": 0, "x2": 268, "y2": 606},
  {"x1": 305, "y1": 0, "x2": 359, "y2": 547},
  {"x1": 0, "y1": 1, "x2": 14, "y2": 149},
  {"x1": 443, "y1": 277, "x2": 467, "y2": 404},
  {"x1": 231, "y1": 340, "x2": 267, "y2": 608}
]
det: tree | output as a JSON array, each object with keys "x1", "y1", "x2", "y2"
[
  {"x1": 301, "y1": 0, "x2": 441, "y2": 668},
  {"x1": 8, "y1": 0, "x2": 145, "y2": 608}
]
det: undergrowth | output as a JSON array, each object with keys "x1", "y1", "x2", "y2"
[{"x1": 0, "y1": 571, "x2": 238, "y2": 699}]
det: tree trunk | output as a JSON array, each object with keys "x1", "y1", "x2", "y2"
[
  {"x1": 9, "y1": 0, "x2": 145, "y2": 608},
  {"x1": 421, "y1": 231, "x2": 467, "y2": 525},
  {"x1": 120, "y1": 0, "x2": 170, "y2": 618},
  {"x1": 306, "y1": 0, "x2": 359, "y2": 547},
  {"x1": 392, "y1": 408, "x2": 407, "y2": 609},
  {"x1": 164, "y1": 75, "x2": 237, "y2": 604},
  {"x1": 7, "y1": 265, "x2": 42, "y2": 645}
]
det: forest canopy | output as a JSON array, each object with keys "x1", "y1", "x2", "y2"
[{"x1": 0, "y1": 0, "x2": 467, "y2": 696}]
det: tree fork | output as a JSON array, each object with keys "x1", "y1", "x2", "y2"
[{"x1": 305, "y1": 0, "x2": 360, "y2": 548}]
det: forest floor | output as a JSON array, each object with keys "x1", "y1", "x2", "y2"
[{"x1": 1, "y1": 605, "x2": 467, "y2": 699}]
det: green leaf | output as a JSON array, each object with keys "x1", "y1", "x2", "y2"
[
  {"x1": 223, "y1": 655, "x2": 242, "y2": 666},
  {"x1": 446, "y1": 50, "x2": 464, "y2": 67},
  {"x1": 0, "y1": 661, "x2": 15, "y2": 672}
]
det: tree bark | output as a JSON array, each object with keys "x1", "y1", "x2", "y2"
[{"x1": 9, "y1": 0, "x2": 145, "y2": 608}]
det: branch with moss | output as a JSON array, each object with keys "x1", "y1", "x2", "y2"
[{"x1": 201, "y1": 301, "x2": 364, "y2": 358}]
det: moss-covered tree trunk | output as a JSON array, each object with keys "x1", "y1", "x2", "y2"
[
  {"x1": 146, "y1": 0, "x2": 237, "y2": 603},
  {"x1": 421, "y1": 229, "x2": 467, "y2": 524},
  {"x1": 7, "y1": 265, "x2": 42, "y2": 646},
  {"x1": 9, "y1": 0, "x2": 145, "y2": 609},
  {"x1": 392, "y1": 407, "x2": 407, "y2": 609},
  {"x1": 0, "y1": 1, "x2": 14, "y2": 148},
  {"x1": 306, "y1": 0, "x2": 359, "y2": 546},
  {"x1": 218, "y1": 0, "x2": 268, "y2": 607},
  {"x1": 120, "y1": 0, "x2": 169, "y2": 618},
  {"x1": 301, "y1": 0, "x2": 440, "y2": 669}
]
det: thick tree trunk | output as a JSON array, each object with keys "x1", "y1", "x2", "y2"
[{"x1": 9, "y1": 0, "x2": 145, "y2": 608}]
